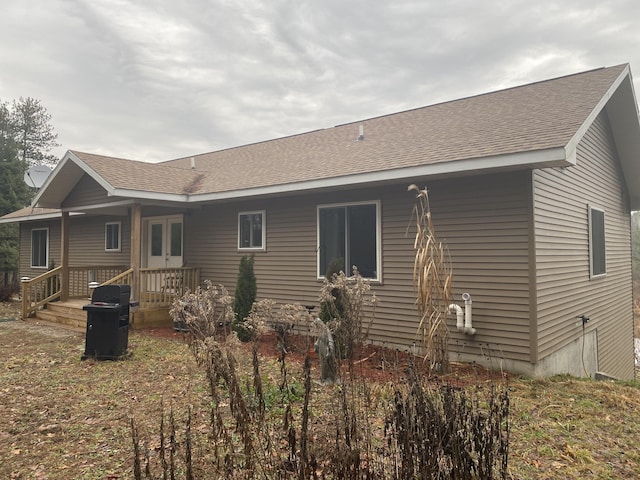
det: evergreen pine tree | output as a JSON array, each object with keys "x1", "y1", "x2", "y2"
[{"x1": 0, "y1": 100, "x2": 35, "y2": 283}]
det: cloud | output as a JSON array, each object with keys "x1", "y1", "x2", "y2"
[{"x1": 1, "y1": 0, "x2": 639, "y2": 162}]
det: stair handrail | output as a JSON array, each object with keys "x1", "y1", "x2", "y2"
[
  {"x1": 21, "y1": 266, "x2": 63, "y2": 319},
  {"x1": 100, "y1": 267, "x2": 134, "y2": 287}
]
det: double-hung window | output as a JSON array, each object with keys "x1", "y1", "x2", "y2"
[
  {"x1": 31, "y1": 228, "x2": 48, "y2": 268},
  {"x1": 238, "y1": 211, "x2": 266, "y2": 250},
  {"x1": 589, "y1": 206, "x2": 606, "y2": 278},
  {"x1": 317, "y1": 201, "x2": 380, "y2": 280},
  {"x1": 105, "y1": 221, "x2": 121, "y2": 252}
]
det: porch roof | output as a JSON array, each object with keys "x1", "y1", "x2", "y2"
[
  {"x1": 0, "y1": 207, "x2": 73, "y2": 224},
  {"x1": 27, "y1": 63, "x2": 640, "y2": 211}
]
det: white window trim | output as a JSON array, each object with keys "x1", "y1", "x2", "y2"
[
  {"x1": 238, "y1": 210, "x2": 266, "y2": 251},
  {"x1": 316, "y1": 200, "x2": 382, "y2": 282},
  {"x1": 31, "y1": 227, "x2": 49, "y2": 269},
  {"x1": 105, "y1": 221, "x2": 122, "y2": 252},
  {"x1": 588, "y1": 205, "x2": 606, "y2": 279}
]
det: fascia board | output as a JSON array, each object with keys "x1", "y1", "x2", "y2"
[
  {"x1": 109, "y1": 189, "x2": 190, "y2": 202},
  {"x1": 30, "y1": 153, "x2": 72, "y2": 206},
  {"x1": 60, "y1": 199, "x2": 134, "y2": 213},
  {"x1": 0, "y1": 211, "x2": 83, "y2": 225},
  {"x1": 66, "y1": 151, "x2": 117, "y2": 194},
  {"x1": 0, "y1": 213, "x2": 60, "y2": 224},
  {"x1": 32, "y1": 150, "x2": 117, "y2": 208},
  {"x1": 565, "y1": 65, "x2": 630, "y2": 157}
]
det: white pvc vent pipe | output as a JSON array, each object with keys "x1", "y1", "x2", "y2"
[
  {"x1": 448, "y1": 303, "x2": 464, "y2": 330},
  {"x1": 449, "y1": 293, "x2": 476, "y2": 335}
]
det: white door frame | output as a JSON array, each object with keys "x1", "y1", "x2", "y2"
[{"x1": 143, "y1": 214, "x2": 184, "y2": 269}]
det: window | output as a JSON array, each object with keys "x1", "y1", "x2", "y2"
[
  {"x1": 31, "y1": 228, "x2": 48, "y2": 268},
  {"x1": 170, "y1": 222, "x2": 182, "y2": 256},
  {"x1": 151, "y1": 223, "x2": 163, "y2": 256},
  {"x1": 589, "y1": 206, "x2": 606, "y2": 277},
  {"x1": 238, "y1": 211, "x2": 265, "y2": 250},
  {"x1": 318, "y1": 201, "x2": 380, "y2": 280},
  {"x1": 105, "y1": 222, "x2": 121, "y2": 252}
]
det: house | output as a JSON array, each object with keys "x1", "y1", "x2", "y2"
[{"x1": 2, "y1": 64, "x2": 639, "y2": 380}]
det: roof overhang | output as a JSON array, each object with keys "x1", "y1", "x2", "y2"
[
  {"x1": 605, "y1": 72, "x2": 640, "y2": 210},
  {"x1": 33, "y1": 145, "x2": 572, "y2": 211},
  {"x1": 33, "y1": 151, "x2": 194, "y2": 210},
  {"x1": 31, "y1": 151, "x2": 103, "y2": 208},
  {"x1": 184, "y1": 146, "x2": 571, "y2": 204},
  {"x1": 0, "y1": 209, "x2": 84, "y2": 225},
  {"x1": 565, "y1": 65, "x2": 640, "y2": 210}
]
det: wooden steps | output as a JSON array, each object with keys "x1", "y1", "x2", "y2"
[
  {"x1": 33, "y1": 298, "x2": 173, "y2": 330},
  {"x1": 35, "y1": 299, "x2": 88, "y2": 330}
]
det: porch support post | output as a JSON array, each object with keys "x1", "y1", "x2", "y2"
[
  {"x1": 60, "y1": 211, "x2": 70, "y2": 301},
  {"x1": 131, "y1": 203, "x2": 142, "y2": 302}
]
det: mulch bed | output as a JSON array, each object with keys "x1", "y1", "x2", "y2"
[{"x1": 143, "y1": 327, "x2": 504, "y2": 385}]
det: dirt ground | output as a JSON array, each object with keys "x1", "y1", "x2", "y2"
[{"x1": 0, "y1": 300, "x2": 20, "y2": 321}]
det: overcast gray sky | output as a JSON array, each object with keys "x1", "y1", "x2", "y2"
[{"x1": 1, "y1": 0, "x2": 639, "y2": 163}]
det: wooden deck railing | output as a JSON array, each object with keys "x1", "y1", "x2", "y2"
[
  {"x1": 21, "y1": 266, "x2": 63, "y2": 319},
  {"x1": 68, "y1": 265, "x2": 129, "y2": 298},
  {"x1": 139, "y1": 267, "x2": 200, "y2": 308},
  {"x1": 21, "y1": 265, "x2": 200, "y2": 318}
]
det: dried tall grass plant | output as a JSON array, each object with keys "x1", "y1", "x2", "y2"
[{"x1": 408, "y1": 184, "x2": 453, "y2": 373}]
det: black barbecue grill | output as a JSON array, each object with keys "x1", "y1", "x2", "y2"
[{"x1": 82, "y1": 285, "x2": 136, "y2": 360}]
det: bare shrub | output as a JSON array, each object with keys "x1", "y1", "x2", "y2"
[
  {"x1": 385, "y1": 363, "x2": 510, "y2": 479},
  {"x1": 169, "y1": 280, "x2": 235, "y2": 347},
  {"x1": 408, "y1": 184, "x2": 453, "y2": 373},
  {"x1": 319, "y1": 267, "x2": 377, "y2": 364},
  {"x1": 0, "y1": 282, "x2": 19, "y2": 302},
  {"x1": 152, "y1": 287, "x2": 313, "y2": 478},
  {"x1": 137, "y1": 282, "x2": 509, "y2": 480}
]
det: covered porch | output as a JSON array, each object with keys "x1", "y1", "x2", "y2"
[
  {"x1": 21, "y1": 265, "x2": 200, "y2": 328},
  {"x1": 20, "y1": 205, "x2": 200, "y2": 329}
]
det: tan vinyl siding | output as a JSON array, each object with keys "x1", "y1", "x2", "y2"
[
  {"x1": 18, "y1": 215, "x2": 131, "y2": 280},
  {"x1": 427, "y1": 173, "x2": 532, "y2": 361},
  {"x1": 186, "y1": 170, "x2": 532, "y2": 363},
  {"x1": 67, "y1": 215, "x2": 131, "y2": 266},
  {"x1": 62, "y1": 174, "x2": 110, "y2": 208},
  {"x1": 534, "y1": 111, "x2": 634, "y2": 379},
  {"x1": 19, "y1": 221, "x2": 61, "y2": 278}
]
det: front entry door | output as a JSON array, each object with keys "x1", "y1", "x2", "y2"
[{"x1": 147, "y1": 216, "x2": 183, "y2": 269}]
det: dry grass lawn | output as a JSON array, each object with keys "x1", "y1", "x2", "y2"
[{"x1": 1, "y1": 300, "x2": 639, "y2": 479}]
